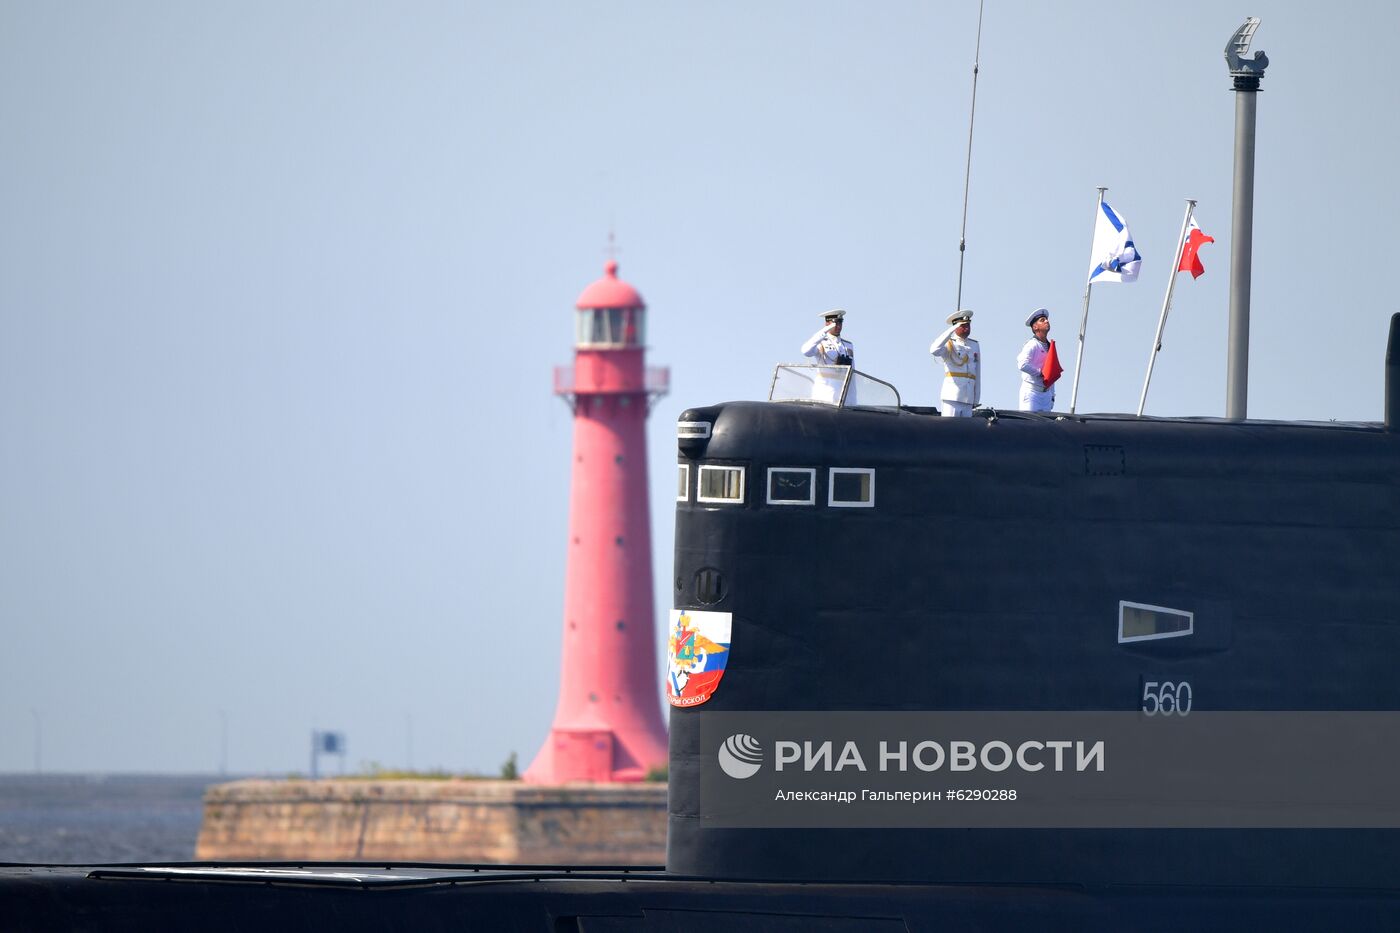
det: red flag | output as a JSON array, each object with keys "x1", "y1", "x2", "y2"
[
  {"x1": 1178, "y1": 218, "x2": 1215, "y2": 279},
  {"x1": 1042, "y1": 340, "x2": 1064, "y2": 388}
]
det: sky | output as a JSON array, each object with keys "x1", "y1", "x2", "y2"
[{"x1": 2, "y1": 1, "x2": 1397, "y2": 775}]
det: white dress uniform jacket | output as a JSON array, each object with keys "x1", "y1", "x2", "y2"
[
  {"x1": 1017, "y1": 338, "x2": 1055, "y2": 412},
  {"x1": 800, "y1": 329, "x2": 855, "y2": 404},
  {"x1": 800, "y1": 329, "x2": 855, "y2": 366},
  {"x1": 929, "y1": 324, "x2": 980, "y2": 412}
]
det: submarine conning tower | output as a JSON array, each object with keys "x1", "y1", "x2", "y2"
[
  {"x1": 665, "y1": 355, "x2": 1400, "y2": 888},
  {"x1": 523, "y1": 260, "x2": 671, "y2": 784}
]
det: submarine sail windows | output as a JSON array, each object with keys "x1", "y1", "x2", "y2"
[
  {"x1": 828, "y1": 468, "x2": 875, "y2": 508},
  {"x1": 1118, "y1": 601, "x2": 1194, "y2": 643},
  {"x1": 697, "y1": 465, "x2": 745, "y2": 504},
  {"x1": 677, "y1": 463, "x2": 690, "y2": 502},
  {"x1": 767, "y1": 468, "x2": 816, "y2": 505}
]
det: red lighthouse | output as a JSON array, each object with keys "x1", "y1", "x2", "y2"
[{"x1": 524, "y1": 260, "x2": 670, "y2": 784}]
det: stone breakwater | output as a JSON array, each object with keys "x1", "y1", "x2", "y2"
[{"x1": 196, "y1": 779, "x2": 666, "y2": 864}]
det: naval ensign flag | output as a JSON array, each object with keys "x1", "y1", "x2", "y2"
[
  {"x1": 1071, "y1": 190, "x2": 1142, "y2": 413},
  {"x1": 1087, "y1": 199, "x2": 1142, "y2": 284}
]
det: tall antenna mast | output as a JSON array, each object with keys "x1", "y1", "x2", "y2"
[
  {"x1": 954, "y1": 0, "x2": 985, "y2": 313},
  {"x1": 1224, "y1": 17, "x2": 1268, "y2": 420}
]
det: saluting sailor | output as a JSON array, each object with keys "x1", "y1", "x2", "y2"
[
  {"x1": 799, "y1": 309, "x2": 855, "y2": 403},
  {"x1": 1017, "y1": 308, "x2": 1055, "y2": 412},
  {"x1": 929, "y1": 309, "x2": 980, "y2": 417},
  {"x1": 800, "y1": 309, "x2": 854, "y2": 366}
]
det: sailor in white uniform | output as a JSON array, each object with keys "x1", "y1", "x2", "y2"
[
  {"x1": 1017, "y1": 308, "x2": 1055, "y2": 412},
  {"x1": 929, "y1": 309, "x2": 980, "y2": 417},
  {"x1": 800, "y1": 309, "x2": 855, "y2": 403},
  {"x1": 801, "y1": 309, "x2": 854, "y2": 366}
]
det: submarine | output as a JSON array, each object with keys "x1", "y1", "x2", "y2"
[
  {"x1": 3, "y1": 318, "x2": 1399, "y2": 930},
  {"x1": 667, "y1": 335, "x2": 1400, "y2": 892}
]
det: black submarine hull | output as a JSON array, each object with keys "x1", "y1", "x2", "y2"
[{"x1": 7, "y1": 863, "x2": 1400, "y2": 931}]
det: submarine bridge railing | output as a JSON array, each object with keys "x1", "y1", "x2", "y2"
[{"x1": 769, "y1": 364, "x2": 902, "y2": 412}]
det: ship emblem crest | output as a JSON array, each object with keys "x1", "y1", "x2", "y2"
[{"x1": 667, "y1": 609, "x2": 732, "y2": 708}]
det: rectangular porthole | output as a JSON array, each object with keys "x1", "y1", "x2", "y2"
[
  {"x1": 697, "y1": 465, "x2": 745, "y2": 504},
  {"x1": 766, "y1": 468, "x2": 816, "y2": 505},
  {"x1": 677, "y1": 463, "x2": 690, "y2": 502},
  {"x1": 1118, "y1": 601, "x2": 1194, "y2": 643},
  {"x1": 828, "y1": 468, "x2": 875, "y2": 508}
]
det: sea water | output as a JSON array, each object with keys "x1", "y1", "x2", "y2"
[{"x1": 0, "y1": 773, "x2": 222, "y2": 863}]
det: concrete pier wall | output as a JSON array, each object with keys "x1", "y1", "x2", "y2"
[{"x1": 195, "y1": 779, "x2": 666, "y2": 864}]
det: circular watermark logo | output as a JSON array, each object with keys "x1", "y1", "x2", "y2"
[{"x1": 717, "y1": 733, "x2": 764, "y2": 779}]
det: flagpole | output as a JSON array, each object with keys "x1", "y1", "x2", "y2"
[
  {"x1": 1138, "y1": 200, "x2": 1196, "y2": 417},
  {"x1": 1069, "y1": 187, "x2": 1106, "y2": 414}
]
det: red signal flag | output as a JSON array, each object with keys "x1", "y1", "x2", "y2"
[
  {"x1": 1042, "y1": 340, "x2": 1064, "y2": 388},
  {"x1": 1178, "y1": 220, "x2": 1215, "y2": 279}
]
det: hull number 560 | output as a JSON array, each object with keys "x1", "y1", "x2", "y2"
[{"x1": 1141, "y1": 680, "x2": 1192, "y2": 716}]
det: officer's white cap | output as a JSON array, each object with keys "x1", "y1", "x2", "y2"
[
  {"x1": 947, "y1": 309, "x2": 973, "y2": 326},
  {"x1": 820, "y1": 309, "x2": 846, "y2": 322},
  {"x1": 1025, "y1": 308, "x2": 1050, "y2": 327}
]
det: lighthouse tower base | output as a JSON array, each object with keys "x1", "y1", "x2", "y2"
[{"x1": 527, "y1": 726, "x2": 660, "y2": 784}]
